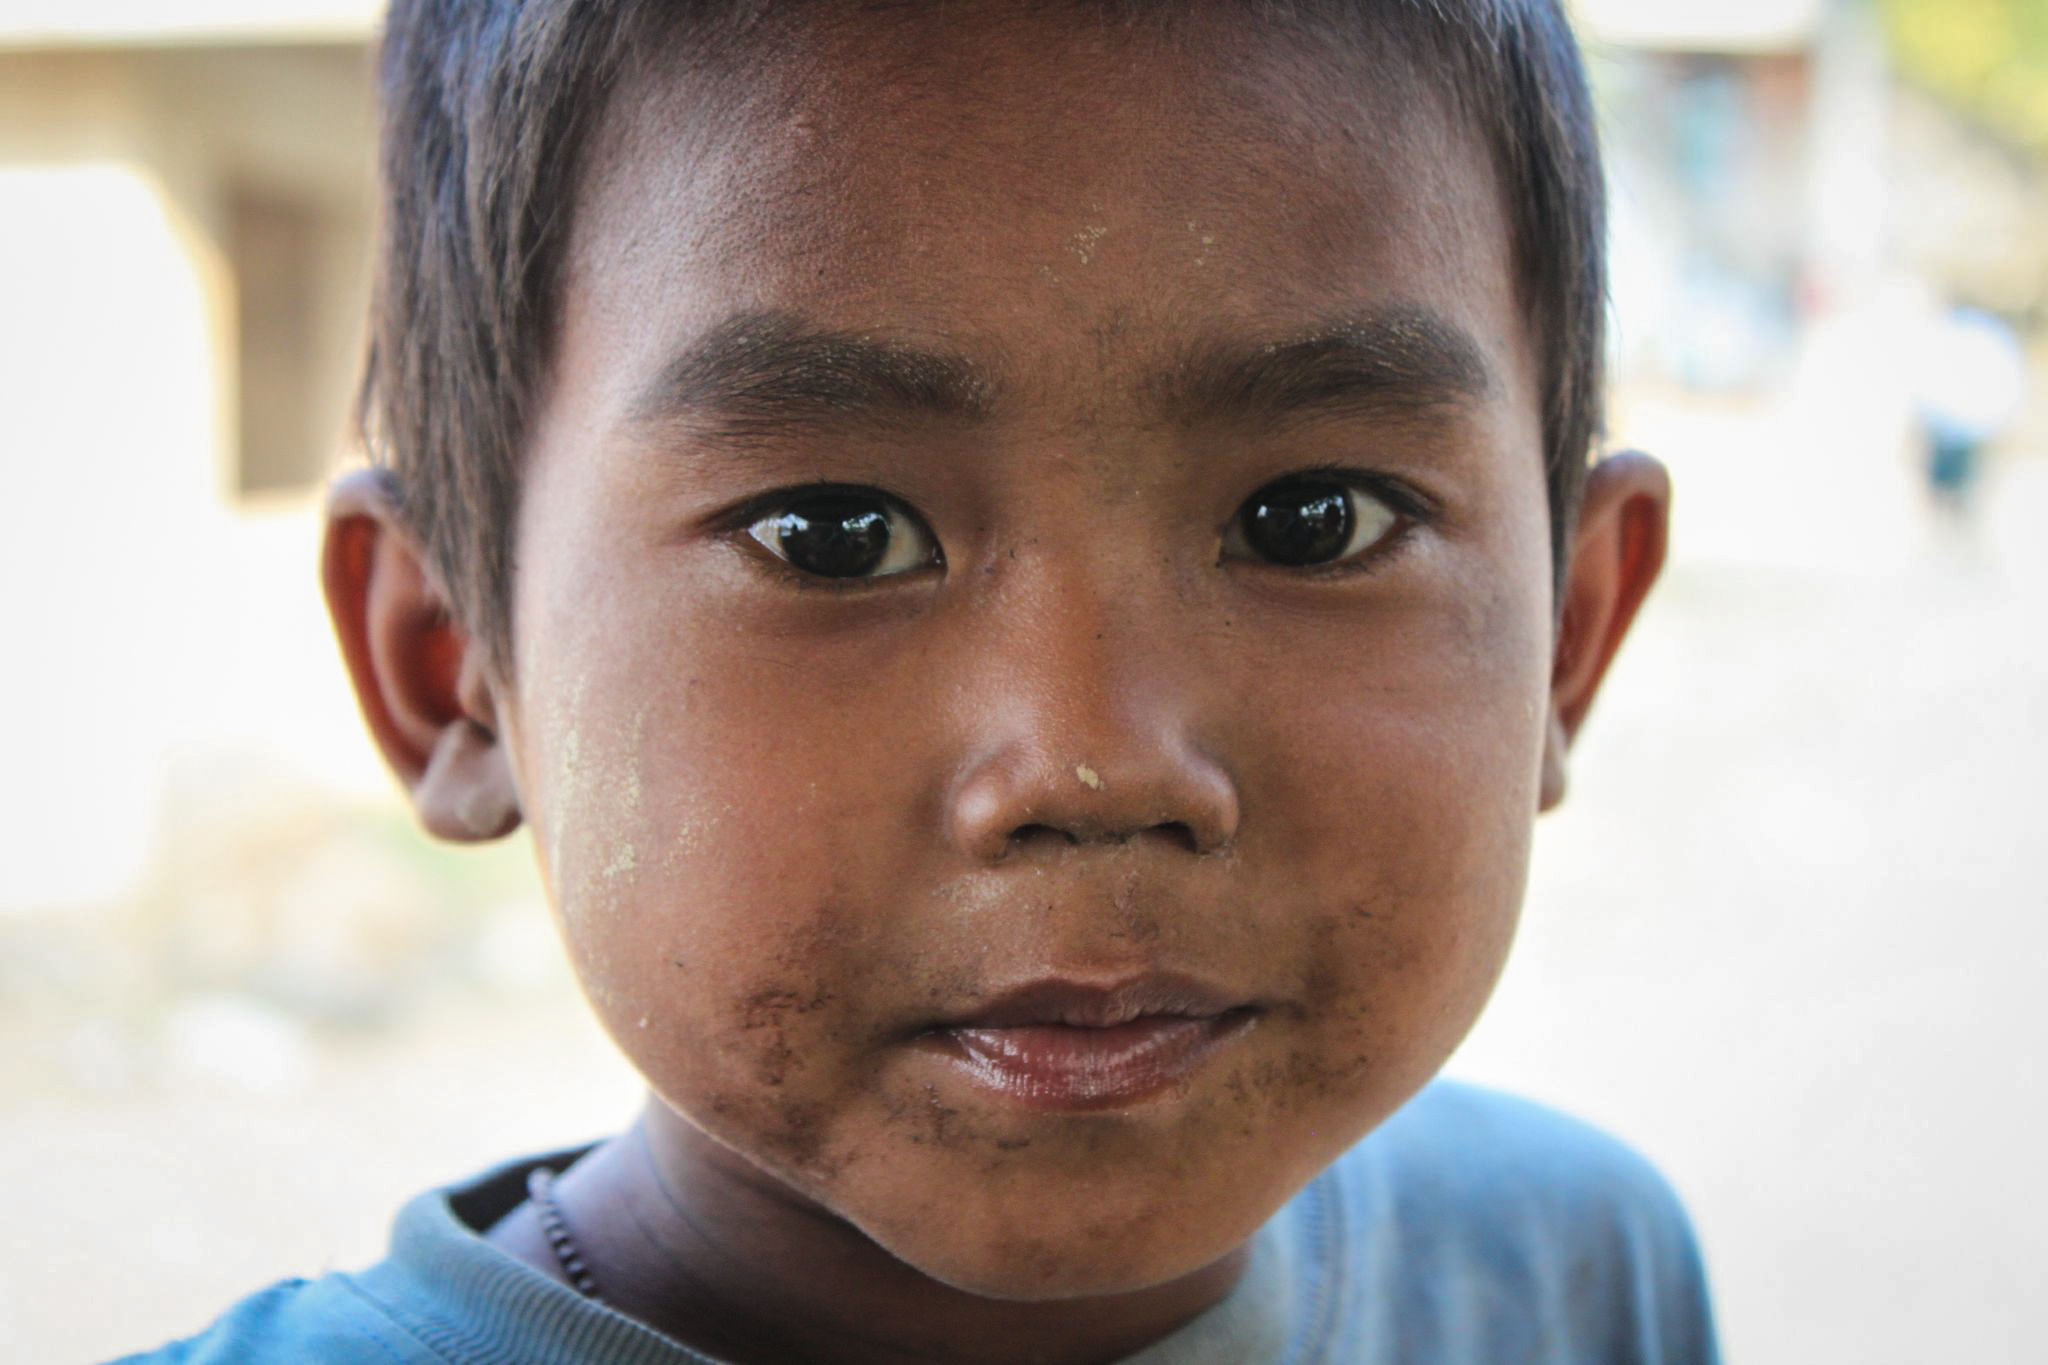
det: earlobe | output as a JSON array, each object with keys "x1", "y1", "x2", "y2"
[
  {"x1": 1540, "y1": 450, "x2": 1670, "y2": 813},
  {"x1": 322, "y1": 468, "x2": 522, "y2": 842},
  {"x1": 417, "y1": 715, "x2": 524, "y2": 840}
]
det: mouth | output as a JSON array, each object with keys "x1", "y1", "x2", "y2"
[{"x1": 917, "y1": 974, "x2": 1261, "y2": 1111}]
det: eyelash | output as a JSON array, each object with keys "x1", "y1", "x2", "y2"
[{"x1": 714, "y1": 469, "x2": 1436, "y2": 584}]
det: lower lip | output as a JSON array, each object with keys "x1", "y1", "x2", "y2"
[{"x1": 932, "y1": 1012, "x2": 1254, "y2": 1110}]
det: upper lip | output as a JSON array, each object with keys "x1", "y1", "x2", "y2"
[{"x1": 932, "y1": 972, "x2": 1249, "y2": 1031}]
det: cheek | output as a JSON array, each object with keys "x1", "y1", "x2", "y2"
[
  {"x1": 1248, "y1": 574, "x2": 1551, "y2": 1101},
  {"x1": 507, "y1": 611, "x2": 928, "y2": 1171}
]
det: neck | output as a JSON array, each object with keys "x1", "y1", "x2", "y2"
[{"x1": 521, "y1": 1096, "x2": 1249, "y2": 1365}]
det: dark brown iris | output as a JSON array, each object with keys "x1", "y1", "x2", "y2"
[
  {"x1": 1241, "y1": 479, "x2": 1352, "y2": 565},
  {"x1": 773, "y1": 494, "x2": 893, "y2": 577}
]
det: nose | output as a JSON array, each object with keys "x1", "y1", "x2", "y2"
[
  {"x1": 948, "y1": 736, "x2": 1241, "y2": 861},
  {"x1": 943, "y1": 570, "x2": 1241, "y2": 863}
]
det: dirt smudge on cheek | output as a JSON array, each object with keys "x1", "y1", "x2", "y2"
[
  {"x1": 540, "y1": 671, "x2": 589, "y2": 901},
  {"x1": 582, "y1": 704, "x2": 649, "y2": 898},
  {"x1": 594, "y1": 704, "x2": 648, "y2": 884},
  {"x1": 701, "y1": 914, "x2": 870, "y2": 1184},
  {"x1": 1239, "y1": 1043, "x2": 1376, "y2": 1119},
  {"x1": 537, "y1": 680, "x2": 655, "y2": 931},
  {"x1": 698, "y1": 895, "x2": 877, "y2": 1179},
  {"x1": 705, "y1": 1088, "x2": 845, "y2": 1181},
  {"x1": 600, "y1": 843, "x2": 639, "y2": 880},
  {"x1": 1068, "y1": 223, "x2": 1107, "y2": 265},
  {"x1": 730, "y1": 981, "x2": 839, "y2": 1089}
]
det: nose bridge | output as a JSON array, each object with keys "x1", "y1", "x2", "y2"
[
  {"x1": 945, "y1": 540, "x2": 1240, "y2": 860},
  {"x1": 993, "y1": 525, "x2": 1180, "y2": 742}
]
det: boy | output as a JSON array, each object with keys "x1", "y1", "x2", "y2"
[{"x1": 125, "y1": 0, "x2": 1714, "y2": 1360}]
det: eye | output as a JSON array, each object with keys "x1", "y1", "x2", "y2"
[
  {"x1": 1223, "y1": 476, "x2": 1403, "y2": 568},
  {"x1": 745, "y1": 489, "x2": 938, "y2": 579}
]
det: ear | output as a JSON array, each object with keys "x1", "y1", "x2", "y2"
[
  {"x1": 1539, "y1": 450, "x2": 1670, "y2": 811},
  {"x1": 322, "y1": 468, "x2": 522, "y2": 841}
]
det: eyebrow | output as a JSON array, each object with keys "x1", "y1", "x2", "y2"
[
  {"x1": 1155, "y1": 310, "x2": 1494, "y2": 429},
  {"x1": 628, "y1": 306, "x2": 1492, "y2": 445},
  {"x1": 628, "y1": 310, "x2": 995, "y2": 440}
]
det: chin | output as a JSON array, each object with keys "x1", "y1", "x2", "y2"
[
  {"x1": 908, "y1": 1236, "x2": 1226, "y2": 1303},
  {"x1": 849, "y1": 1170, "x2": 1274, "y2": 1303}
]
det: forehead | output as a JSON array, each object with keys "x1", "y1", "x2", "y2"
[{"x1": 551, "y1": 3, "x2": 1530, "y2": 433}]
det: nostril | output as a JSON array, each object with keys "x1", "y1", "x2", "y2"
[
  {"x1": 1005, "y1": 820, "x2": 1202, "y2": 852},
  {"x1": 1010, "y1": 822, "x2": 1081, "y2": 848}
]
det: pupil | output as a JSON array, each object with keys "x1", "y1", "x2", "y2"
[
  {"x1": 1244, "y1": 481, "x2": 1351, "y2": 565},
  {"x1": 776, "y1": 496, "x2": 891, "y2": 577}
]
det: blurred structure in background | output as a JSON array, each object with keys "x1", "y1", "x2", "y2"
[
  {"x1": 3, "y1": 2, "x2": 2045, "y2": 1362},
  {"x1": 0, "y1": 14, "x2": 578, "y2": 1350},
  {"x1": 0, "y1": 4, "x2": 548, "y2": 1026}
]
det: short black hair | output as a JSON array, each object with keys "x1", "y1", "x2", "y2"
[{"x1": 360, "y1": 0, "x2": 1605, "y2": 668}]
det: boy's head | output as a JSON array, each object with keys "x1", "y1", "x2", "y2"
[
  {"x1": 328, "y1": 0, "x2": 1666, "y2": 1306},
  {"x1": 358, "y1": 0, "x2": 1608, "y2": 667}
]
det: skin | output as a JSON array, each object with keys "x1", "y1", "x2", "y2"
[{"x1": 324, "y1": 9, "x2": 1670, "y2": 1364}]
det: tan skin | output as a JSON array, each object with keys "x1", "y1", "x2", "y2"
[{"x1": 324, "y1": 11, "x2": 1668, "y2": 1365}]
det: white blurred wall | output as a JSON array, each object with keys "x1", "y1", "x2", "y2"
[{"x1": 0, "y1": 42, "x2": 385, "y2": 915}]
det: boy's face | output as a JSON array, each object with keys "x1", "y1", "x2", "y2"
[{"x1": 501, "y1": 11, "x2": 1551, "y2": 1297}]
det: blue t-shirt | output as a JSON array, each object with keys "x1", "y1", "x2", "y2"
[{"x1": 115, "y1": 1081, "x2": 1719, "y2": 1364}]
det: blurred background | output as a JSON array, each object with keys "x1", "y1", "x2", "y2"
[{"x1": 2, "y1": 0, "x2": 2044, "y2": 1359}]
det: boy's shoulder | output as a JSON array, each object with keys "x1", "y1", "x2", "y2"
[
  {"x1": 107, "y1": 1144, "x2": 707, "y2": 1365},
  {"x1": 1287, "y1": 1080, "x2": 1719, "y2": 1363},
  {"x1": 1358, "y1": 1077, "x2": 1698, "y2": 1215},
  {"x1": 108, "y1": 1275, "x2": 424, "y2": 1365}
]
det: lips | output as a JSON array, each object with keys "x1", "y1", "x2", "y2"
[{"x1": 922, "y1": 975, "x2": 1258, "y2": 1110}]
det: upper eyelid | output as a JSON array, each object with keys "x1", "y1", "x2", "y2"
[{"x1": 708, "y1": 481, "x2": 927, "y2": 535}]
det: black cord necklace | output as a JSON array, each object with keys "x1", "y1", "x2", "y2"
[{"x1": 528, "y1": 1166, "x2": 604, "y2": 1303}]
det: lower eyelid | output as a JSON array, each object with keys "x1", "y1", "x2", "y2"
[{"x1": 732, "y1": 541, "x2": 937, "y2": 591}]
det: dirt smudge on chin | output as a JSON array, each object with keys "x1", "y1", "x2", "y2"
[
  {"x1": 875, "y1": 1080, "x2": 1019, "y2": 1158},
  {"x1": 1235, "y1": 1038, "x2": 1375, "y2": 1117}
]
